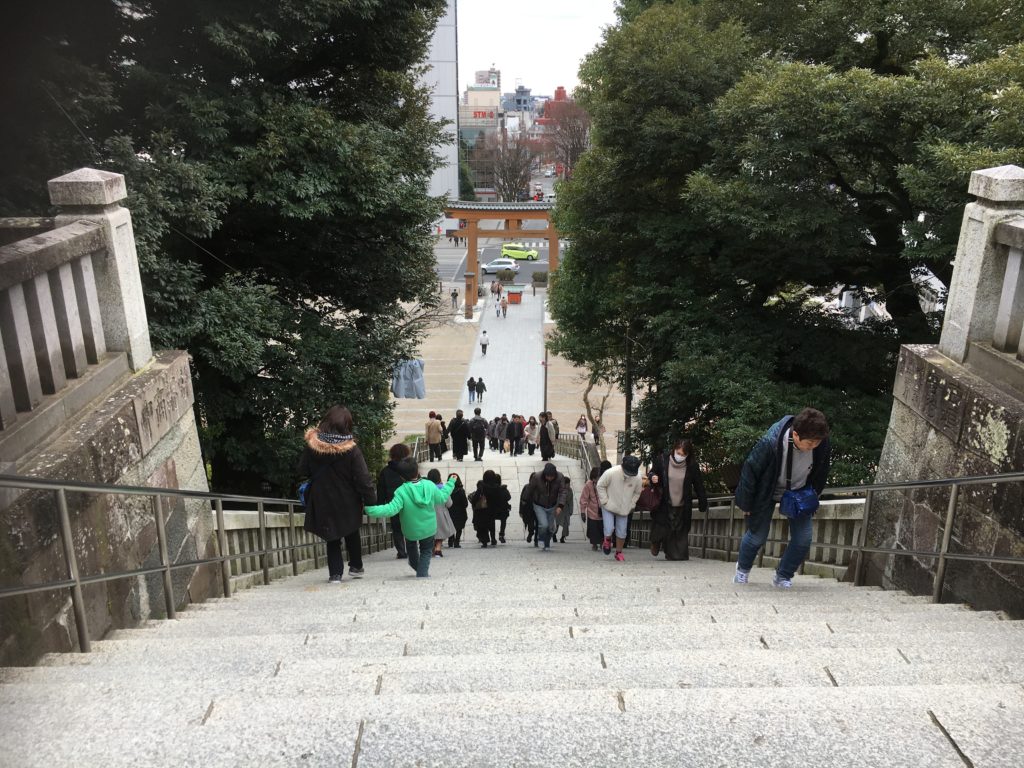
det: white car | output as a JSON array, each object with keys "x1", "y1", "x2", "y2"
[
  {"x1": 480, "y1": 257, "x2": 520, "y2": 275},
  {"x1": 544, "y1": 169, "x2": 553, "y2": 178}
]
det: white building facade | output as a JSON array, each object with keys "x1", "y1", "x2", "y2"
[{"x1": 422, "y1": 0, "x2": 460, "y2": 202}]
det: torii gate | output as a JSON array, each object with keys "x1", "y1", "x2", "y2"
[{"x1": 444, "y1": 200, "x2": 560, "y2": 319}]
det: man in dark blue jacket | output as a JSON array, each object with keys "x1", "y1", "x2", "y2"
[{"x1": 733, "y1": 408, "x2": 831, "y2": 588}]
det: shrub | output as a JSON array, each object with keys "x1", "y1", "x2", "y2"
[{"x1": 531, "y1": 270, "x2": 549, "y2": 284}]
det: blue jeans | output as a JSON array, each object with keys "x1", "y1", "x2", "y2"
[
  {"x1": 533, "y1": 504, "x2": 555, "y2": 548},
  {"x1": 737, "y1": 511, "x2": 814, "y2": 580},
  {"x1": 406, "y1": 535, "x2": 435, "y2": 577},
  {"x1": 601, "y1": 508, "x2": 628, "y2": 539}
]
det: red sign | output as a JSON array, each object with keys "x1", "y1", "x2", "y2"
[{"x1": 472, "y1": 111, "x2": 496, "y2": 119}]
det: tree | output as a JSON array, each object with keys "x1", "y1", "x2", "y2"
[
  {"x1": 548, "y1": 99, "x2": 591, "y2": 179},
  {"x1": 550, "y1": 0, "x2": 1024, "y2": 486},
  {"x1": 0, "y1": 0, "x2": 450, "y2": 493},
  {"x1": 491, "y1": 133, "x2": 536, "y2": 202}
]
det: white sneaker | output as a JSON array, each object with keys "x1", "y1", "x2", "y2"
[
  {"x1": 772, "y1": 574, "x2": 793, "y2": 589},
  {"x1": 733, "y1": 566, "x2": 749, "y2": 585}
]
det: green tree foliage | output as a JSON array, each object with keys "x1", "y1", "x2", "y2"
[
  {"x1": 0, "y1": 0, "x2": 449, "y2": 492},
  {"x1": 552, "y1": 0, "x2": 1024, "y2": 485}
]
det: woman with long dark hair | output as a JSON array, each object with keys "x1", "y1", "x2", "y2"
[
  {"x1": 299, "y1": 405, "x2": 376, "y2": 583},
  {"x1": 648, "y1": 438, "x2": 708, "y2": 561}
]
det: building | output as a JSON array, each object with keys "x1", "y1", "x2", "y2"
[
  {"x1": 422, "y1": 0, "x2": 459, "y2": 204},
  {"x1": 459, "y1": 74, "x2": 505, "y2": 199}
]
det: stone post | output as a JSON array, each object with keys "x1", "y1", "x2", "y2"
[
  {"x1": 464, "y1": 271, "x2": 475, "y2": 320},
  {"x1": 49, "y1": 168, "x2": 153, "y2": 372},
  {"x1": 939, "y1": 165, "x2": 1024, "y2": 364}
]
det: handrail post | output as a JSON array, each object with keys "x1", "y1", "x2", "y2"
[
  {"x1": 214, "y1": 498, "x2": 231, "y2": 598},
  {"x1": 153, "y1": 494, "x2": 176, "y2": 619},
  {"x1": 933, "y1": 483, "x2": 960, "y2": 603},
  {"x1": 56, "y1": 488, "x2": 91, "y2": 652},
  {"x1": 700, "y1": 505, "x2": 709, "y2": 559},
  {"x1": 287, "y1": 503, "x2": 299, "y2": 576},
  {"x1": 258, "y1": 500, "x2": 270, "y2": 586},
  {"x1": 725, "y1": 499, "x2": 737, "y2": 562},
  {"x1": 853, "y1": 490, "x2": 873, "y2": 586}
]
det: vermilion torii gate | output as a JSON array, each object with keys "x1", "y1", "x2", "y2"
[{"x1": 444, "y1": 200, "x2": 559, "y2": 319}]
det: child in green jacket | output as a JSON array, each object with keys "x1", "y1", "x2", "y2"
[{"x1": 365, "y1": 458, "x2": 455, "y2": 577}]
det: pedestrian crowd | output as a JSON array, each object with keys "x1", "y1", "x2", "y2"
[{"x1": 300, "y1": 404, "x2": 831, "y2": 587}]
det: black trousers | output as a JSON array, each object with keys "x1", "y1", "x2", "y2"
[
  {"x1": 391, "y1": 515, "x2": 406, "y2": 557},
  {"x1": 429, "y1": 442, "x2": 442, "y2": 461},
  {"x1": 472, "y1": 436, "x2": 485, "y2": 459},
  {"x1": 326, "y1": 530, "x2": 362, "y2": 576}
]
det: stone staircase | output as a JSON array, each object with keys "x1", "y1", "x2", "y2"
[
  {"x1": 3, "y1": 549, "x2": 1024, "y2": 766},
  {"x1": 2, "y1": 451, "x2": 1023, "y2": 766}
]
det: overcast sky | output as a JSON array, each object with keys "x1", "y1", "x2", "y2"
[{"x1": 456, "y1": 0, "x2": 619, "y2": 97}]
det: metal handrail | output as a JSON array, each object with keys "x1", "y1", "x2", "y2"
[
  {"x1": 4, "y1": 465, "x2": 1024, "y2": 654},
  {"x1": 0, "y1": 473, "x2": 312, "y2": 653}
]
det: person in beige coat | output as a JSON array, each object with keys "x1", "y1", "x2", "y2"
[
  {"x1": 425, "y1": 412, "x2": 443, "y2": 461},
  {"x1": 596, "y1": 456, "x2": 643, "y2": 561}
]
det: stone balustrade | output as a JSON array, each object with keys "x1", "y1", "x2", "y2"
[
  {"x1": 0, "y1": 168, "x2": 152, "y2": 440},
  {"x1": 992, "y1": 216, "x2": 1024, "y2": 360}
]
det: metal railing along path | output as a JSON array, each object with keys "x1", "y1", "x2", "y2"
[
  {"x1": 557, "y1": 447, "x2": 1024, "y2": 605},
  {"x1": 0, "y1": 474, "x2": 327, "y2": 654}
]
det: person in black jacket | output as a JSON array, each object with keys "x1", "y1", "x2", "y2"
[
  {"x1": 448, "y1": 410, "x2": 469, "y2": 461},
  {"x1": 649, "y1": 439, "x2": 708, "y2": 561},
  {"x1": 733, "y1": 408, "x2": 831, "y2": 589},
  {"x1": 477, "y1": 470, "x2": 510, "y2": 546},
  {"x1": 446, "y1": 473, "x2": 469, "y2": 548},
  {"x1": 469, "y1": 408, "x2": 488, "y2": 460},
  {"x1": 299, "y1": 405, "x2": 376, "y2": 582},
  {"x1": 527, "y1": 463, "x2": 568, "y2": 550},
  {"x1": 377, "y1": 443, "x2": 411, "y2": 559}
]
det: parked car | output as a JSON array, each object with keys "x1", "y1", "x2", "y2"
[
  {"x1": 481, "y1": 257, "x2": 520, "y2": 275},
  {"x1": 544, "y1": 169, "x2": 554, "y2": 178},
  {"x1": 500, "y1": 242, "x2": 539, "y2": 261}
]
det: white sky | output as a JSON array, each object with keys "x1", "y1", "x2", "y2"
[{"x1": 456, "y1": 0, "x2": 619, "y2": 97}]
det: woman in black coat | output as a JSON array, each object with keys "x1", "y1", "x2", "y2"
[
  {"x1": 377, "y1": 443, "x2": 411, "y2": 559},
  {"x1": 448, "y1": 410, "x2": 469, "y2": 461},
  {"x1": 446, "y1": 473, "x2": 469, "y2": 548},
  {"x1": 481, "y1": 470, "x2": 512, "y2": 544},
  {"x1": 299, "y1": 405, "x2": 376, "y2": 582},
  {"x1": 648, "y1": 438, "x2": 708, "y2": 561}
]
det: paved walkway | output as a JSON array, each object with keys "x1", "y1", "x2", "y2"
[{"x1": 460, "y1": 287, "x2": 545, "y2": 418}]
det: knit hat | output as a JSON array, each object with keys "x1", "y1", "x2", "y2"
[{"x1": 621, "y1": 456, "x2": 641, "y2": 477}]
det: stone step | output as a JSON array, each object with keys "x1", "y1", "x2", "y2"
[
  {"x1": 27, "y1": 648, "x2": 1024, "y2": 690},
  {"x1": 76, "y1": 630, "x2": 1024, "y2": 667},
  {"x1": 4, "y1": 689, "x2": 1017, "y2": 767}
]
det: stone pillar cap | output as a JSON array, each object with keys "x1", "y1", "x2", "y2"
[
  {"x1": 48, "y1": 168, "x2": 127, "y2": 207},
  {"x1": 969, "y1": 165, "x2": 1024, "y2": 203}
]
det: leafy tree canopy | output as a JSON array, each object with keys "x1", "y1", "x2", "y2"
[
  {"x1": 554, "y1": 0, "x2": 1024, "y2": 485},
  {"x1": 1, "y1": 0, "x2": 449, "y2": 492}
]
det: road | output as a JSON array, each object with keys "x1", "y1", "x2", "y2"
[{"x1": 435, "y1": 174, "x2": 558, "y2": 285}]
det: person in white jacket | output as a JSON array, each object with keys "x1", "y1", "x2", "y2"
[{"x1": 596, "y1": 456, "x2": 643, "y2": 561}]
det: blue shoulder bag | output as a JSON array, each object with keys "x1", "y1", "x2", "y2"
[
  {"x1": 298, "y1": 462, "x2": 332, "y2": 509},
  {"x1": 779, "y1": 433, "x2": 819, "y2": 519}
]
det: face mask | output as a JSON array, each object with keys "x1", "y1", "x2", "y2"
[{"x1": 674, "y1": 451, "x2": 686, "y2": 460}]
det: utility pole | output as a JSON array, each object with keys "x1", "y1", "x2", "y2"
[{"x1": 623, "y1": 329, "x2": 632, "y2": 455}]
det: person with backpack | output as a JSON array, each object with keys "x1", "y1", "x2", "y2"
[
  {"x1": 734, "y1": 408, "x2": 831, "y2": 589},
  {"x1": 377, "y1": 443, "x2": 411, "y2": 560},
  {"x1": 469, "y1": 407, "x2": 488, "y2": 460},
  {"x1": 299, "y1": 405, "x2": 376, "y2": 583},
  {"x1": 365, "y1": 458, "x2": 455, "y2": 578},
  {"x1": 470, "y1": 479, "x2": 494, "y2": 547}
]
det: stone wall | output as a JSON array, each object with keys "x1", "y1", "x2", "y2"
[
  {"x1": 867, "y1": 166, "x2": 1024, "y2": 615},
  {"x1": 0, "y1": 351, "x2": 216, "y2": 665}
]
